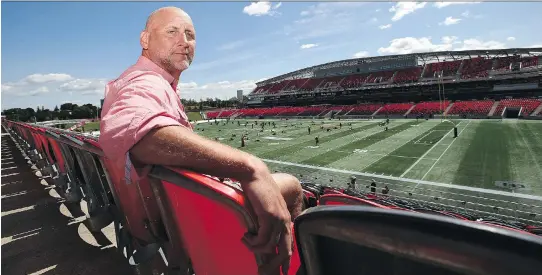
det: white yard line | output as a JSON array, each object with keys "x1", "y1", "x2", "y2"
[
  {"x1": 358, "y1": 122, "x2": 438, "y2": 169},
  {"x1": 420, "y1": 120, "x2": 472, "y2": 181},
  {"x1": 261, "y1": 158, "x2": 542, "y2": 201},
  {"x1": 335, "y1": 150, "x2": 439, "y2": 161},
  {"x1": 400, "y1": 121, "x2": 464, "y2": 178}
]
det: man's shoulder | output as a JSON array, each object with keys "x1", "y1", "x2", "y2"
[{"x1": 114, "y1": 66, "x2": 170, "y2": 90}]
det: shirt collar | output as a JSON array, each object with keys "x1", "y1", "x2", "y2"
[{"x1": 135, "y1": 56, "x2": 176, "y2": 87}]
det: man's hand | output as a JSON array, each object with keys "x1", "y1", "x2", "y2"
[{"x1": 240, "y1": 168, "x2": 292, "y2": 275}]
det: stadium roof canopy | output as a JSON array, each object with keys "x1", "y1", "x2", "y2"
[{"x1": 257, "y1": 47, "x2": 542, "y2": 86}]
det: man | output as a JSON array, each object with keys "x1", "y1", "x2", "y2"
[{"x1": 99, "y1": 7, "x2": 302, "y2": 274}]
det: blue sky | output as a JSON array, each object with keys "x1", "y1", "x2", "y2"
[{"x1": 2, "y1": 1, "x2": 542, "y2": 110}]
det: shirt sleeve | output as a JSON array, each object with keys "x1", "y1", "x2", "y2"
[{"x1": 99, "y1": 73, "x2": 182, "y2": 161}]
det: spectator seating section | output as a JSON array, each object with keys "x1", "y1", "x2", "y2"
[
  {"x1": 494, "y1": 98, "x2": 542, "y2": 116},
  {"x1": 393, "y1": 67, "x2": 423, "y2": 83},
  {"x1": 410, "y1": 101, "x2": 450, "y2": 115},
  {"x1": 366, "y1": 71, "x2": 395, "y2": 84},
  {"x1": 461, "y1": 57, "x2": 493, "y2": 79},
  {"x1": 346, "y1": 104, "x2": 382, "y2": 116},
  {"x1": 447, "y1": 100, "x2": 494, "y2": 116},
  {"x1": 249, "y1": 56, "x2": 539, "y2": 96},
  {"x1": 422, "y1": 60, "x2": 462, "y2": 78},
  {"x1": 379, "y1": 103, "x2": 414, "y2": 115}
]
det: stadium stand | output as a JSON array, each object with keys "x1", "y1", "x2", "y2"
[
  {"x1": 345, "y1": 103, "x2": 383, "y2": 116},
  {"x1": 410, "y1": 101, "x2": 451, "y2": 115},
  {"x1": 422, "y1": 60, "x2": 462, "y2": 78},
  {"x1": 379, "y1": 103, "x2": 415, "y2": 116},
  {"x1": 447, "y1": 100, "x2": 495, "y2": 116},
  {"x1": 494, "y1": 98, "x2": 542, "y2": 116},
  {"x1": 393, "y1": 67, "x2": 423, "y2": 83},
  {"x1": 461, "y1": 57, "x2": 493, "y2": 79}
]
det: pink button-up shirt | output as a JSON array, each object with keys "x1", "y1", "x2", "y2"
[{"x1": 99, "y1": 56, "x2": 192, "y2": 180}]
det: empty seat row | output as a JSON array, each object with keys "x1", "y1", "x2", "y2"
[{"x1": 447, "y1": 100, "x2": 494, "y2": 116}]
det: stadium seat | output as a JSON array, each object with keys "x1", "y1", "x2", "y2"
[
  {"x1": 295, "y1": 206, "x2": 542, "y2": 275},
  {"x1": 422, "y1": 60, "x2": 462, "y2": 78},
  {"x1": 393, "y1": 67, "x2": 423, "y2": 84},
  {"x1": 148, "y1": 166, "x2": 301, "y2": 275},
  {"x1": 380, "y1": 103, "x2": 414, "y2": 115},
  {"x1": 345, "y1": 104, "x2": 382, "y2": 116},
  {"x1": 447, "y1": 100, "x2": 494, "y2": 116},
  {"x1": 461, "y1": 57, "x2": 493, "y2": 79},
  {"x1": 494, "y1": 98, "x2": 542, "y2": 116},
  {"x1": 410, "y1": 101, "x2": 450, "y2": 115},
  {"x1": 319, "y1": 194, "x2": 391, "y2": 208}
]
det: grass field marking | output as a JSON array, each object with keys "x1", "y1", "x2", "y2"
[
  {"x1": 358, "y1": 121, "x2": 442, "y2": 170},
  {"x1": 515, "y1": 123, "x2": 542, "y2": 177},
  {"x1": 421, "y1": 119, "x2": 473, "y2": 181},
  {"x1": 400, "y1": 121, "x2": 464, "y2": 178},
  {"x1": 261, "y1": 158, "x2": 542, "y2": 201},
  {"x1": 298, "y1": 120, "x2": 412, "y2": 163},
  {"x1": 336, "y1": 150, "x2": 439, "y2": 161}
]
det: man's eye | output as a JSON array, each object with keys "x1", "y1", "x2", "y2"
[{"x1": 168, "y1": 30, "x2": 177, "y2": 34}]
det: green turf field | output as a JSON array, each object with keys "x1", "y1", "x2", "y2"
[{"x1": 195, "y1": 118, "x2": 542, "y2": 223}]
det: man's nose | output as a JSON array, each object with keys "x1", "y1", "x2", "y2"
[{"x1": 177, "y1": 33, "x2": 190, "y2": 46}]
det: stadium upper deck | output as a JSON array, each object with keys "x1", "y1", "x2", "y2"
[{"x1": 247, "y1": 48, "x2": 542, "y2": 102}]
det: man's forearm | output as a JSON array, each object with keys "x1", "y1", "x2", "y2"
[{"x1": 130, "y1": 125, "x2": 268, "y2": 182}]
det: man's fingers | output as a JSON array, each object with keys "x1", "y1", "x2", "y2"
[
  {"x1": 278, "y1": 223, "x2": 293, "y2": 275},
  {"x1": 248, "y1": 222, "x2": 282, "y2": 253},
  {"x1": 243, "y1": 219, "x2": 275, "y2": 250},
  {"x1": 258, "y1": 252, "x2": 288, "y2": 275}
]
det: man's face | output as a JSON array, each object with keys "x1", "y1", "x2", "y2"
[{"x1": 146, "y1": 10, "x2": 196, "y2": 74}]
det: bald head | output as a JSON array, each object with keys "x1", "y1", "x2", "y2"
[
  {"x1": 141, "y1": 6, "x2": 196, "y2": 79},
  {"x1": 145, "y1": 7, "x2": 192, "y2": 31}
]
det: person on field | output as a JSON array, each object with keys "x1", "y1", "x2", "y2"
[{"x1": 99, "y1": 7, "x2": 302, "y2": 274}]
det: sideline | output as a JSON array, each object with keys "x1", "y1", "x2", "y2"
[{"x1": 261, "y1": 158, "x2": 542, "y2": 201}]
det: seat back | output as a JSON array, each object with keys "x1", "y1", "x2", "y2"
[
  {"x1": 319, "y1": 194, "x2": 391, "y2": 209},
  {"x1": 295, "y1": 206, "x2": 542, "y2": 275},
  {"x1": 149, "y1": 166, "x2": 301, "y2": 275}
]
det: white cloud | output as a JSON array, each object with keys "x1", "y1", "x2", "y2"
[
  {"x1": 286, "y1": 2, "x2": 368, "y2": 41},
  {"x1": 434, "y1": 2, "x2": 481, "y2": 9},
  {"x1": 389, "y1": 2, "x2": 427, "y2": 22},
  {"x1": 243, "y1": 1, "x2": 281, "y2": 16},
  {"x1": 24, "y1": 73, "x2": 73, "y2": 84},
  {"x1": 178, "y1": 80, "x2": 258, "y2": 100},
  {"x1": 353, "y1": 51, "x2": 370, "y2": 58},
  {"x1": 377, "y1": 36, "x2": 506, "y2": 55},
  {"x1": 28, "y1": 87, "x2": 49, "y2": 96},
  {"x1": 300, "y1": 43, "x2": 318, "y2": 49},
  {"x1": 506, "y1": 36, "x2": 516, "y2": 41},
  {"x1": 455, "y1": 38, "x2": 506, "y2": 51},
  {"x1": 379, "y1": 24, "x2": 392, "y2": 30},
  {"x1": 58, "y1": 78, "x2": 108, "y2": 95},
  {"x1": 441, "y1": 36, "x2": 459, "y2": 44},
  {"x1": 439, "y1": 16, "x2": 462, "y2": 26},
  {"x1": 461, "y1": 10, "x2": 470, "y2": 17},
  {"x1": 375, "y1": 9, "x2": 381, "y2": 12}
]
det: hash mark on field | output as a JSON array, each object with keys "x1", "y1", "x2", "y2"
[
  {"x1": 421, "y1": 119, "x2": 472, "y2": 181},
  {"x1": 400, "y1": 121, "x2": 464, "y2": 178}
]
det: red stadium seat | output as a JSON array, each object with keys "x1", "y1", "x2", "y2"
[{"x1": 148, "y1": 166, "x2": 301, "y2": 275}]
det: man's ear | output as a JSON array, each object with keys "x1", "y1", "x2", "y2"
[{"x1": 140, "y1": 31, "x2": 149, "y2": 50}]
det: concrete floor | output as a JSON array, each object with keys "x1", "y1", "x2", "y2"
[{"x1": 1, "y1": 129, "x2": 133, "y2": 275}]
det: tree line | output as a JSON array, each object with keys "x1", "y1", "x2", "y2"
[
  {"x1": 2, "y1": 96, "x2": 248, "y2": 122},
  {"x1": 1, "y1": 103, "x2": 99, "y2": 122}
]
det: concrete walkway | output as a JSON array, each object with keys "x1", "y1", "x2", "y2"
[{"x1": 1, "y1": 127, "x2": 133, "y2": 274}]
